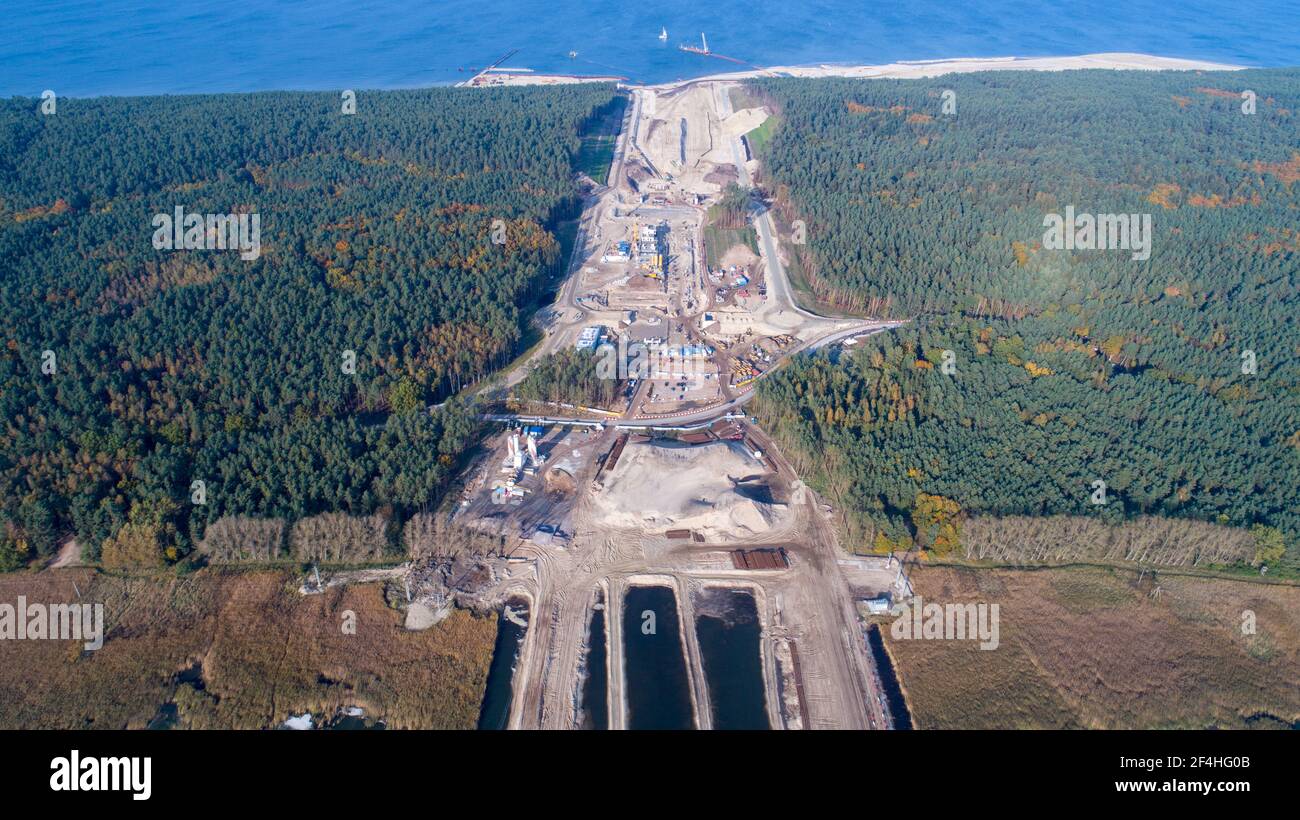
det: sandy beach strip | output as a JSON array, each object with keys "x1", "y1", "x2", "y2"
[
  {"x1": 464, "y1": 52, "x2": 1244, "y2": 89},
  {"x1": 657, "y1": 52, "x2": 1245, "y2": 88}
]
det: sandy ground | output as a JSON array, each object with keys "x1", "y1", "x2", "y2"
[
  {"x1": 462, "y1": 71, "x2": 624, "y2": 87},
  {"x1": 468, "y1": 53, "x2": 1242, "y2": 89},
  {"x1": 666, "y1": 52, "x2": 1243, "y2": 87},
  {"x1": 721, "y1": 243, "x2": 760, "y2": 269},
  {"x1": 640, "y1": 83, "x2": 735, "y2": 193},
  {"x1": 45, "y1": 538, "x2": 81, "y2": 570},
  {"x1": 593, "y1": 440, "x2": 788, "y2": 540}
]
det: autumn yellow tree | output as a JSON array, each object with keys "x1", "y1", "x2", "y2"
[
  {"x1": 911, "y1": 493, "x2": 962, "y2": 557},
  {"x1": 101, "y1": 523, "x2": 166, "y2": 569}
]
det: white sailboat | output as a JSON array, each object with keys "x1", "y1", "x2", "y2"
[{"x1": 659, "y1": 27, "x2": 668, "y2": 42}]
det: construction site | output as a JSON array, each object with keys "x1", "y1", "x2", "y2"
[
  {"x1": 533, "y1": 76, "x2": 900, "y2": 425},
  {"x1": 444, "y1": 416, "x2": 907, "y2": 729},
  {"x1": 438, "y1": 71, "x2": 911, "y2": 730}
]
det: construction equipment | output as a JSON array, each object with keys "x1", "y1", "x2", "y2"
[
  {"x1": 507, "y1": 432, "x2": 524, "y2": 472},
  {"x1": 526, "y1": 432, "x2": 543, "y2": 468},
  {"x1": 680, "y1": 32, "x2": 709, "y2": 55}
]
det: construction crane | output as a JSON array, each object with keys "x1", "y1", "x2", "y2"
[
  {"x1": 678, "y1": 32, "x2": 745, "y2": 64},
  {"x1": 680, "y1": 33, "x2": 709, "y2": 55}
]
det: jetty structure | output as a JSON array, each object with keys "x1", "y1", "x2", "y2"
[{"x1": 678, "y1": 32, "x2": 745, "y2": 64}]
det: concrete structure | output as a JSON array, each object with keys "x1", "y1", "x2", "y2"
[
  {"x1": 576, "y1": 325, "x2": 606, "y2": 351},
  {"x1": 864, "y1": 597, "x2": 892, "y2": 614}
]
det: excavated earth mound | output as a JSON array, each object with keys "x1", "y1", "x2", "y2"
[{"x1": 593, "y1": 439, "x2": 788, "y2": 541}]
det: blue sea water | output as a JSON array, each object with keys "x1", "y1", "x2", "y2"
[{"x1": 2, "y1": 0, "x2": 1298, "y2": 98}]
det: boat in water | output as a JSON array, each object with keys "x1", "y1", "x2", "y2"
[
  {"x1": 659, "y1": 27, "x2": 668, "y2": 42},
  {"x1": 679, "y1": 32, "x2": 709, "y2": 55}
]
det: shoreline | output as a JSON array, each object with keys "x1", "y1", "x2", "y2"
[
  {"x1": 475, "y1": 52, "x2": 1246, "y2": 89},
  {"x1": 12, "y1": 52, "x2": 1254, "y2": 99}
]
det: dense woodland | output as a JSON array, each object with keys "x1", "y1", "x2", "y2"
[
  {"x1": 750, "y1": 69, "x2": 1299, "y2": 565},
  {"x1": 515, "y1": 347, "x2": 622, "y2": 410},
  {"x1": 0, "y1": 84, "x2": 617, "y2": 568}
]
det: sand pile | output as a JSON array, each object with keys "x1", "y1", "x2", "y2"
[
  {"x1": 723, "y1": 106, "x2": 768, "y2": 140},
  {"x1": 593, "y1": 440, "x2": 787, "y2": 540}
]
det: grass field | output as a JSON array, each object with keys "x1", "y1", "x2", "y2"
[
  {"x1": 0, "y1": 568, "x2": 496, "y2": 729},
  {"x1": 727, "y1": 86, "x2": 776, "y2": 159},
  {"x1": 881, "y1": 565, "x2": 1300, "y2": 729},
  {"x1": 703, "y1": 224, "x2": 758, "y2": 269},
  {"x1": 703, "y1": 203, "x2": 759, "y2": 270},
  {"x1": 744, "y1": 116, "x2": 776, "y2": 158},
  {"x1": 576, "y1": 134, "x2": 616, "y2": 184},
  {"x1": 574, "y1": 94, "x2": 627, "y2": 185}
]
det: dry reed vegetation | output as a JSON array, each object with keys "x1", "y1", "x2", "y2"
[
  {"x1": 883, "y1": 566, "x2": 1300, "y2": 729},
  {"x1": 0, "y1": 567, "x2": 495, "y2": 729}
]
